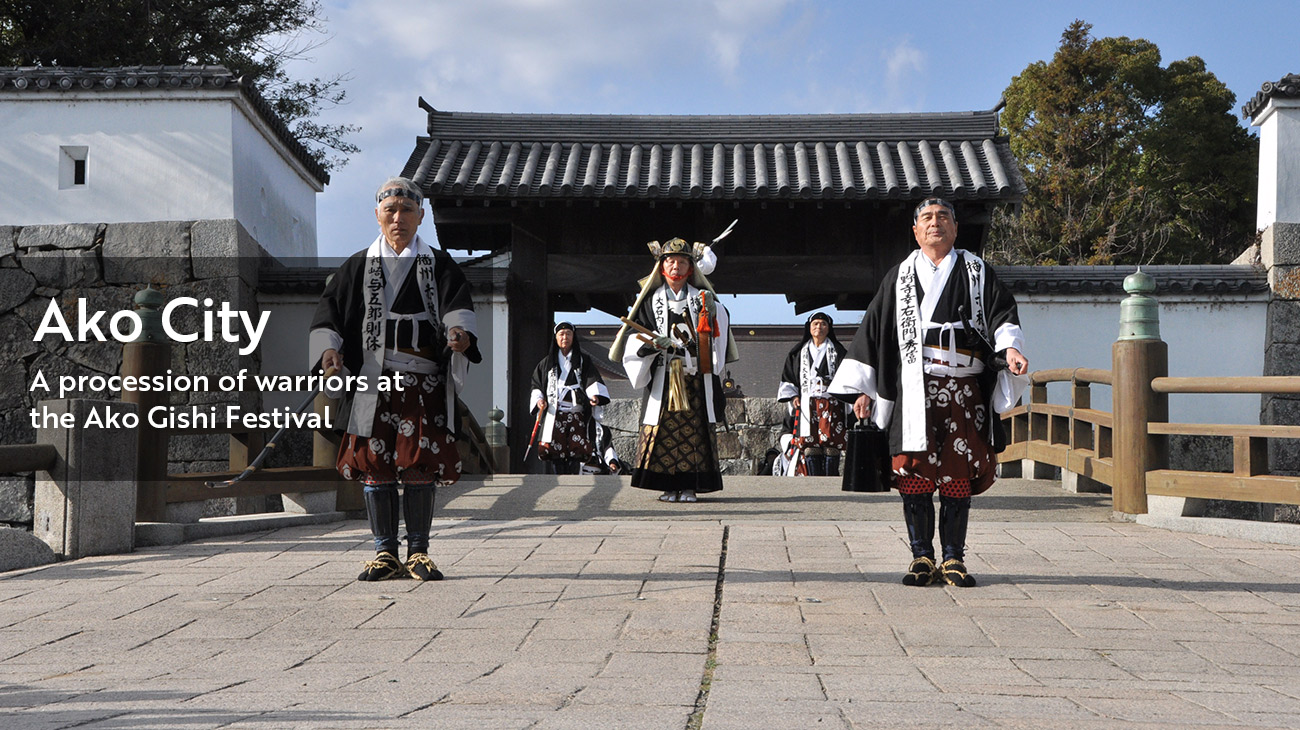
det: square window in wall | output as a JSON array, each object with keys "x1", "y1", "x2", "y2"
[{"x1": 59, "y1": 146, "x2": 89, "y2": 189}]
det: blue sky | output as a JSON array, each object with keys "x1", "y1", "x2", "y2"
[{"x1": 289, "y1": 0, "x2": 1297, "y2": 323}]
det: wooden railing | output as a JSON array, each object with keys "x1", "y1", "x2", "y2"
[
  {"x1": 1000, "y1": 368, "x2": 1114, "y2": 488},
  {"x1": 1144, "y1": 377, "x2": 1300, "y2": 506},
  {"x1": 1001, "y1": 370, "x2": 1300, "y2": 510}
]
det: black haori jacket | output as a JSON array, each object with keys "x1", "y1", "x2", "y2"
[
  {"x1": 529, "y1": 333, "x2": 610, "y2": 445},
  {"x1": 777, "y1": 328, "x2": 848, "y2": 439},
  {"x1": 308, "y1": 236, "x2": 479, "y2": 436},
  {"x1": 829, "y1": 249, "x2": 1025, "y2": 455}
]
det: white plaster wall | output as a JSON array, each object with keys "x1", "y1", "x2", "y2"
[
  {"x1": 231, "y1": 107, "x2": 318, "y2": 260},
  {"x1": 489, "y1": 291, "x2": 512, "y2": 426},
  {"x1": 0, "y1": 92, "x2": 321, "y2": 260},
  {"x1": 256, "y1": 295, "x2": 317, "y2": 412},
  {"x1": 454, "y1": 289, "x2": 507, "y2": 427},
  {"x1": 0, "y1": 96, "x2": 235, "y2": 225},
  {"x1": 1255, "y1": 98, "x2": 1300, "y2": 229},
  {"x1": 1018, "y1": 294, "x2": 1267, "y2": 425}
]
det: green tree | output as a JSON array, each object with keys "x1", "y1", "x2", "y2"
[
  {"x1": 0, "y1": 0, "x2": 359, "y2": 172},
  {"x1": 987, "y1": 20, "x2": 1256, "y2": 265}
]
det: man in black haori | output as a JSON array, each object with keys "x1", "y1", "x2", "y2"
[
  {"x1": 529, "y1": 322, "x2": 610, "y2": 474},
  {"x1": 609, "y1": 235, "x2": 738, "y2": 503},
  {"x1": 310, "y1": 176, "x2": 480, "y2": 582},
  {"x1": 777, "y1": 312, "x2": 850, "y2": 476},
  {"x1": 830, "y1": 198, "x2": 1028, "y2": 588}
]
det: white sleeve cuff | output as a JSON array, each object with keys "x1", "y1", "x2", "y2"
[
  {"x1": 777, "y1": 381, "x2": 798, "y2": 401},
  {"x1": 828, "y1": 358, "x2": 877, "y2": 399},
  {"x1": 994, "y1": 322, "x2": 1024, "y2": 355},
  {"x1": 444, "y1": 308, "x2": 477, "y2": 336},
  {"x1": 308, "y1": 328, "x2": 343, "y2": 370}
]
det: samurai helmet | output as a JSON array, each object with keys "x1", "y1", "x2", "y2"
[
  {"x1": 645, "y1": 219, "x2": 737, "y2": 265},
  {"x1": 647, "y1": 237, "x2": 709, "y2": 262}
]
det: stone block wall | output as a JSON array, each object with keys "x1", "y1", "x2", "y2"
[
  {"x1": 0, "y1": 220, "x2": 264, "y2": 527},
  {"x1": 1263, "y1": 221, "x2": 1300, "y2": 522},
  {"x1": 599, "y1": 396, "x2": 789, "y2": 476}
]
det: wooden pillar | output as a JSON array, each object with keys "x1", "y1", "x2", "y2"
[
  {"x1": 507, "y1": 224, "x2": 551, "y2": 472},
  {"x1": 1111, "y1": 270, "x2": 1168, "y2": 515},
  {"x1": 1022, "y1": 382, "x2": 1056, "y2": 479}
]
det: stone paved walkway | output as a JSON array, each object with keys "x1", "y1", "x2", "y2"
[{"x1": 3, "y1": 479, "x2": 1300, "y2": 728}]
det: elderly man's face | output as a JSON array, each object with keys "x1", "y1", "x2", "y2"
[
  {"x1": 912, "y1": 203, "x2": 957, "y2": 255},
  {"x1": 555, "y1": 327, "x2": 573, "y2": 352},
  {"x1": 808, "y1": 318, "x2": 828, "y2": 342},
  {"x1": 661, "y1": 254, "x2": 692, "y2": 289},
  {"x1": 375, "y1": 191, "x2": 424, "y2": 251}
]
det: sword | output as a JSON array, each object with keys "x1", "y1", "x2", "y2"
[
  {"x1": 619, "y1": 316, "x2": 661, "y2": 346},
  {"x1": 713, "y1": 219, "x2": 738, "y2": 245},
  {"x1": 206, "y1": 367, "x2": 339, "y2": 488},
  {"x1": 522, "y1": 407, "x2": 544, "y2": 462}
]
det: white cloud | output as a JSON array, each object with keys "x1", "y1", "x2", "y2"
[
  {"x1": 311, "y1": 0, "x2": 802, "y2": 110},
  {"x1": 293, "y1": 0, "x2": 813, "y2": 255},
  {"x1": 882, "y1": 38, "x2": 926, "y2": 109}
]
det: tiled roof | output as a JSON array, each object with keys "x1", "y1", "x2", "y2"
[
  {"x1": 404, "y1": 107, "x2": 1024, "y2": 201},
  {"x1": 260, "y1": 264, "x2": 1266, "y2": 299},
  {"x1": 997, "y1": 265, "x2": 1268, "y2": 296},
  {"x1": 0, "y1": 65, "x2": 329, "y2": 185},
  {"x1": 1243, "y1": 74, "x2": 1300, "y2": 121}
]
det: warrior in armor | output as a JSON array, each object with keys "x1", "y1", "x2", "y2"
[
  {"x1": 830, "y1": 199, "x2": 1028, "y2": 587},
  {"x1": 610, "y1": 231, "x2": 739, "y2": 503}
]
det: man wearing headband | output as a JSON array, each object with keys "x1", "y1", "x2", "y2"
[
  {"x1": 609, "y1": 235, "x2": 738, "y2": 503},
  {"x1": 777, "y1": 312, "x2": 849, "y2": 476},
  {"x1": 529, "y1": 322, "x2": 610, "y2": 474},
  {"x1": 830, "y1": 198, "x2": 1028, "y2": 588},
  {"x1": 309, "y1": 176, "x2": 481, "y2": 582}
]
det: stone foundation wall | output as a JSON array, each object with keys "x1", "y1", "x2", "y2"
[
  {"x1": 0, "y1": 220, "x2": 264, "y2": 528},
  {"x1": 599, "y1": 396, "x2": 789, "y2": 476},
  {"x1": 1261, "y1": 221, "x2": 1300, "y2": 524}
]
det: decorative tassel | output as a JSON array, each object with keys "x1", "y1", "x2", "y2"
[
  {"x1": 696, "y1": 291, "x2": 716, "y2": 376},
  {"x1": 667, "y1": 357, "x2": 689, "y2": 412},
  {"x1": 697, "y1": 307, "x2": 714, "y2": 335},
  {"x1": 696, "y1": 293, "x2": 717, "y2": 335}
]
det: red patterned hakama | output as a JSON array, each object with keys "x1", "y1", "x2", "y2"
[
  {"x1": 336, "y1": 369, "x2": 462, "y2": 485},
  {"x1": 793, "y1": 396, "x2": 848, "y2": 451},
  {"x1": 890, "y1": 375, "x2": 993, "y2": 497},
  {"x1": 538, "y1": 410, "x2": 593, "y2": 461}
]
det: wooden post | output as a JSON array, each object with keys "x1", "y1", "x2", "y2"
[
  {"x1": 507, "y1": 224, "x2": 551, "y2": 473},
  {"x1": 121, "y1": 287, "x2": 171, "y2": 523},
  {"x1": 1070, "y1": 380, "x2": 1093, "y2": 452},
  {"x1": 228, "y1": 430, "x2": 265, "y2": 515},
  {"x1": 1022, "y1": 382, "x2": 1055, "y2": 478},
  {"x1": 1111, "y1": 270, "x2": 1168, "y2": 515}
]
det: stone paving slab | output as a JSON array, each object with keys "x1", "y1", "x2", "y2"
[
  {"x1": 436, "y1": 475, "x2": 1117, "y2": 522},
  {"x1": 2, "y1": 511, "x2": 1300, "y2": 728}
]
